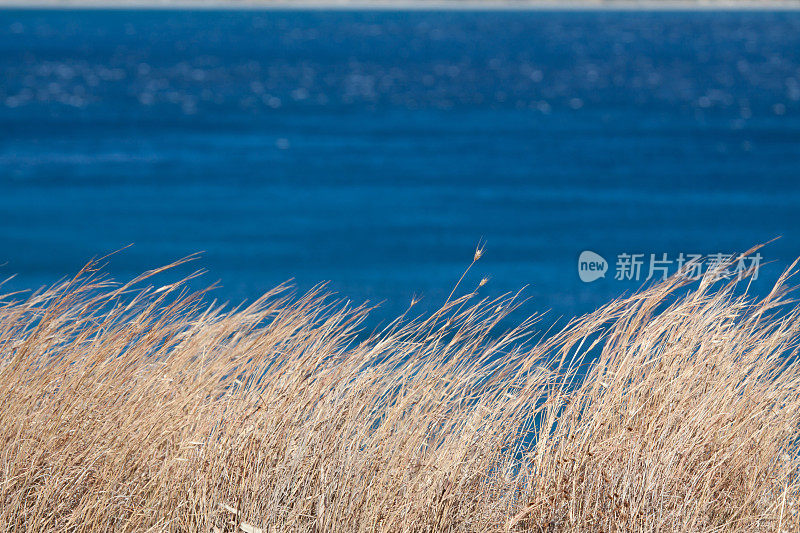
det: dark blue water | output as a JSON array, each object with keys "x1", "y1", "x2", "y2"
[{"x1": 1, "y1": 9, "x2": 799, "y2": 326}]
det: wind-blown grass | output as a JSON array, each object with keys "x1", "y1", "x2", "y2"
[{"x1": 1, "y1": 253, "x2": 799, "y2": 532}]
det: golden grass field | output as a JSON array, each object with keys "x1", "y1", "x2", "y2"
[{"x1": 1, "y1": 248, "x2": 799, "y2": 532}]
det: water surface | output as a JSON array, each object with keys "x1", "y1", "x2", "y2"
[{"x1": 1, "y1": 9, "x2": 799, "y2": 326}]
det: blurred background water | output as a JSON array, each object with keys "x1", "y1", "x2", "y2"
[{"x1": 1, "y1": 9, "x2": 799, "y2": 329}]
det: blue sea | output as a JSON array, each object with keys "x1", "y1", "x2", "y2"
[{"x1": 1, "y1": 9, "x2": 799, "y2": 327}]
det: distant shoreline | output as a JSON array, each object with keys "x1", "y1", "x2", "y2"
[{"x1": 3, "y1": 0, "x2": 800, "y2": 10}]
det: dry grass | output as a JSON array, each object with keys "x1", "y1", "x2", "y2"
[{"x1": 1, "y1": 251, "x2": 800, "y2": 532}]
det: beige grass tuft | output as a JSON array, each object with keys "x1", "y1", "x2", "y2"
[{"x1": 1, "y1": 255, "x2": 799, "y2": 532}]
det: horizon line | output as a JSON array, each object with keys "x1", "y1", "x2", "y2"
[{"x1": 4, "y1": 0, "x2": 800, "y2": 10}]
